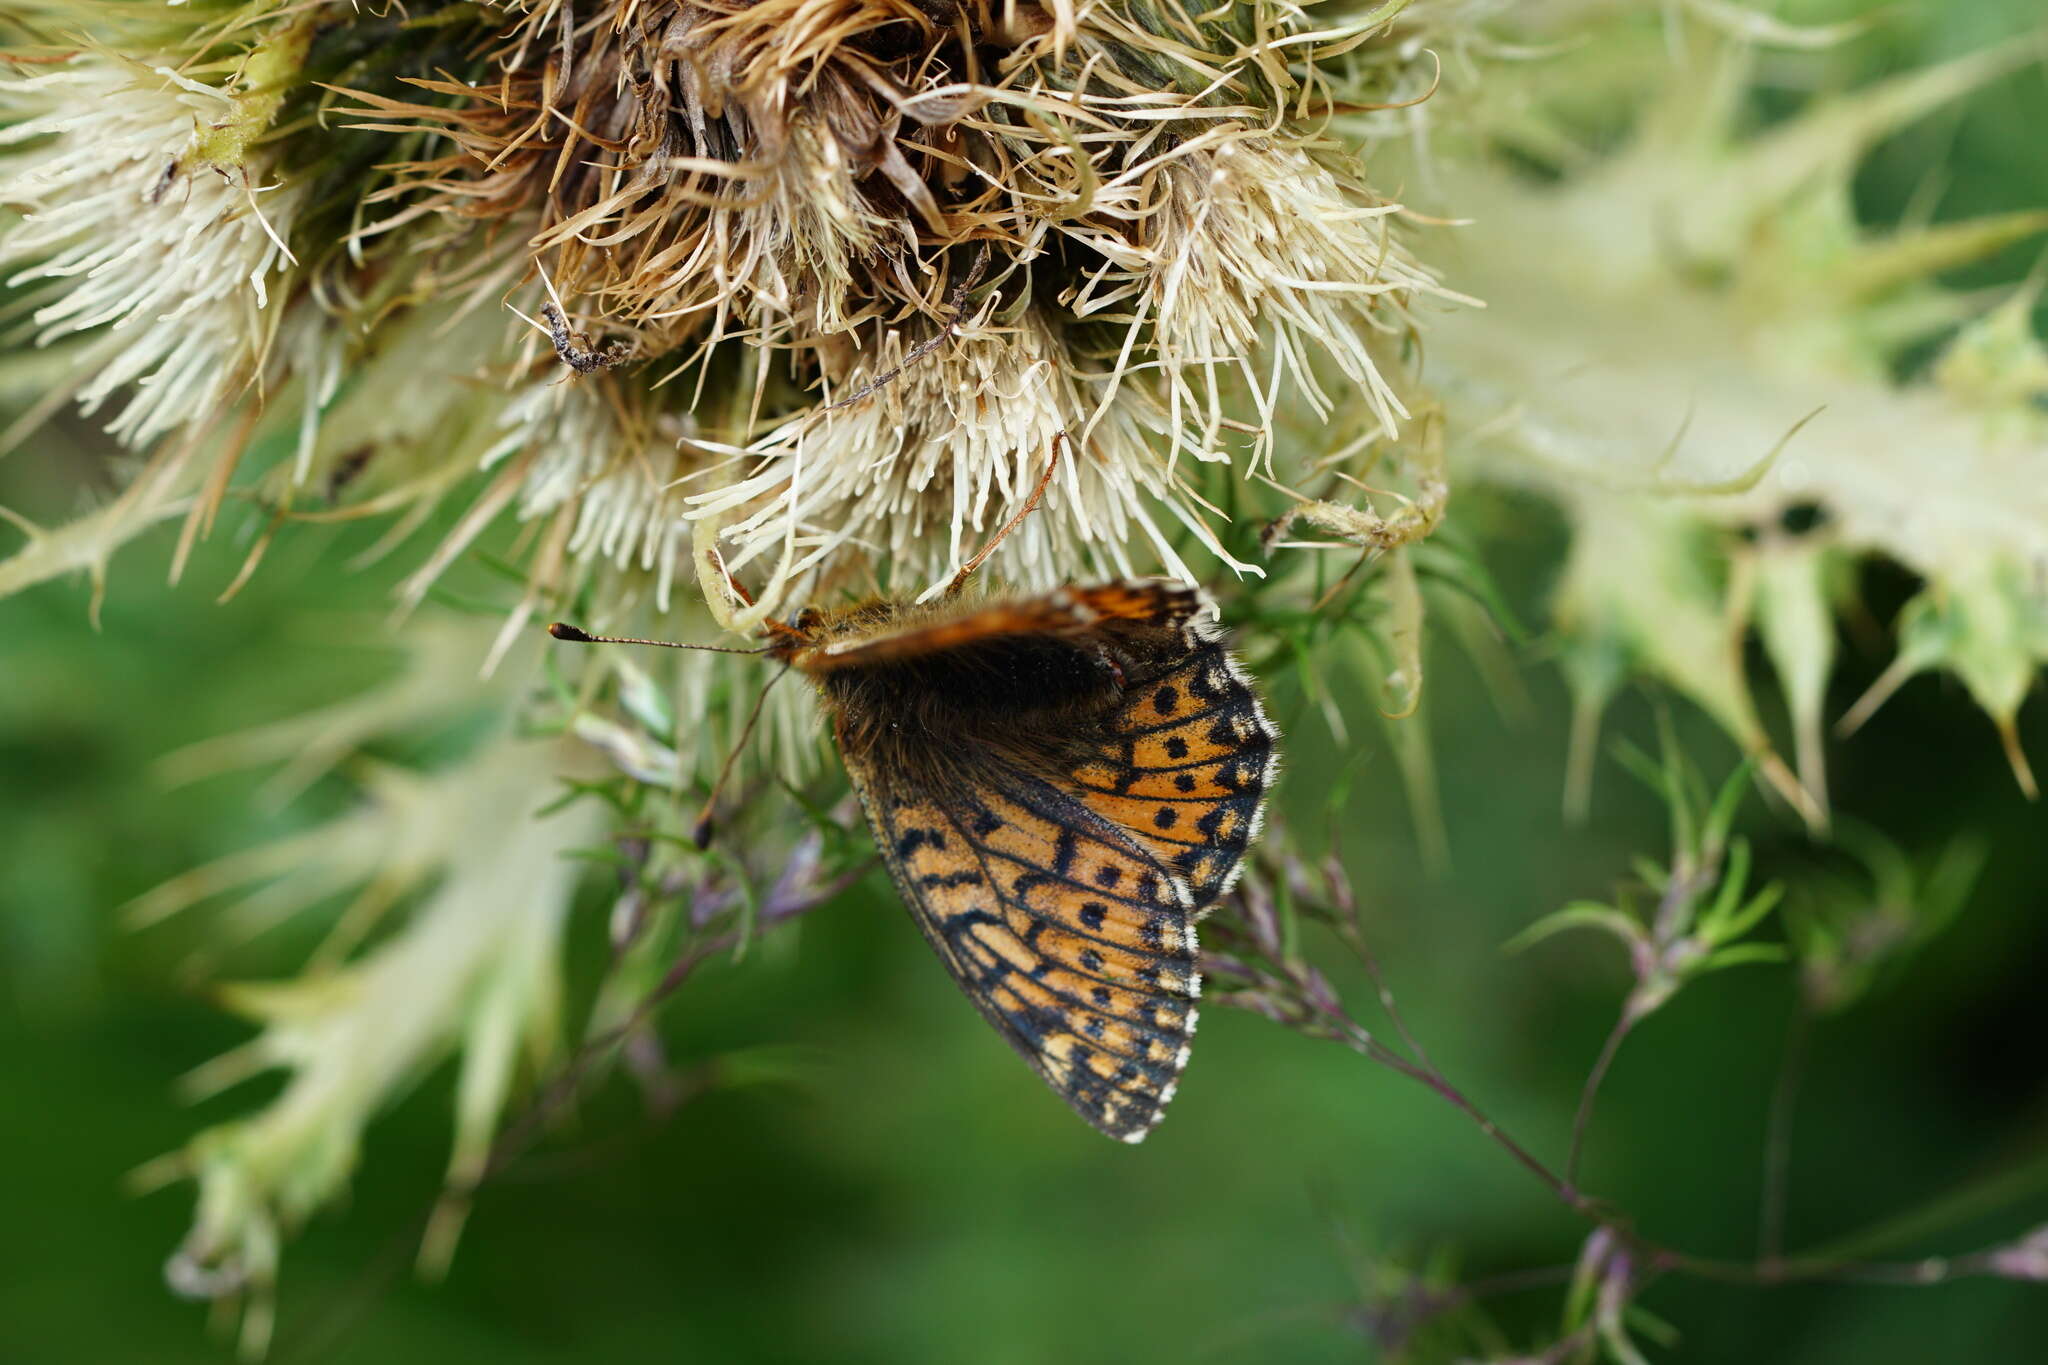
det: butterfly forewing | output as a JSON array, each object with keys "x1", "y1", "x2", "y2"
[
  {"x1": 848, "y1": 755, "x2": 1202, "y2": 1142},
  {"x1": 803, "y1": 580, "x2": 1205, "y2": 673}
]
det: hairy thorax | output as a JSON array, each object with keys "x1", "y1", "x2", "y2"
[{"x1": 765, "y1": 596, "x2": 1183, "y2": 783}]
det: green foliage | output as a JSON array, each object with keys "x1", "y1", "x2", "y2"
[
  {"x1": 1509, "y1": 722, "x2": 1787, "y2": 1024},
  {"x1": 1785, "y1": 819, "x2": 1986, "y2": 1014}
]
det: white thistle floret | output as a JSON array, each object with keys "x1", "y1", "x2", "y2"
[
  {"x1": 0, "y1": 55, "x2": 302, "y2": 448},
  {"x1": 1096, "y1": 138, "x2": 1447, "y2": 469},
  {"x1": 686, "y1": 312, "x2": 1254, "y2": 608},
  {"x1": 490, "y1": 379, "x2": 701, "y2": 612}
]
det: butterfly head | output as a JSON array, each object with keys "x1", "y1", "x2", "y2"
[
  {"x1": 757, "y1": 611, "x2": 814, "y2": 661},
  {"x1": 759, "y1": 599, "x2": 913, "y2": 667}
]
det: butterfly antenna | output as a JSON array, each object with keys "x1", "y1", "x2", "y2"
[
  {"x1": 547, "y1": 622, "x2": 768, "y2": 655},
  {"x1": 692, "y1": 665, "x2": 790, "y2": 849},
  {"x1": 946, "y1": 430, "x2": 1066, "y2": 594}
]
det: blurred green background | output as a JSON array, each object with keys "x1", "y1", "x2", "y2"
[{"x1": 5, "y1": 5, "x2": 2048, "y2": 1362}]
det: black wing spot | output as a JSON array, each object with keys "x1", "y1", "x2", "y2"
[
  {"x1": 969, "y1": 805, "x2": 1003, "y2": 837},
  {"x1": 1052, "y1": 828, "x2": 1079, "y2": 877},
  {"x1": 1013, "y1": 1003, "x2": 1067, "y2": 1044},
  {"x1": 1153, "y1": 807, "x2": 1178, "y2": 830},
  {"x1": 1091, "y1": 986, "x2": 1113, "y2": 1006},
  {"x1": 1079, "y1": 902, "x2": 1108, "y2": 929},
  {"x1": 940, "y1": 908, "x2": 1003, "y2": 942},
  {"x1": 1164, "y1": 736, "x2": 1190, "y2": 760},
  {"x1": 1080, "y1": 949, "x2": 1104, "y2": 972},
  {"x1": 1186, "y1": 657, "x2": 1227, "y2": 701},
  {"x1": 1205, "y1": 715, "x2": 1244, "y2": 749},
  {"x1": 1174, "y1": 773, "x2": 1197, "y2": 792},
  {"x1": 895, "y1": 828, "x2": 945, "y2": 858},
  {"x1": 1153, "y1": 685, "x2": 1179, "y2": 716},
  {"x1": 918, "y1": 870, "x2": 984, "y2": 889}
]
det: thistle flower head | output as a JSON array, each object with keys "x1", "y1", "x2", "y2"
[
  {"x1": 334, "y1": 0, "x2": 1449, "y2": 610},
  {"x1": 2, "y1": 4, "x2": 1454, "y2": 742}
]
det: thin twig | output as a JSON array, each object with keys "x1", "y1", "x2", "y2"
[
  {"x1": 1335, "y1": 1008, "x2": 1592, "y2": 1212},
  {"x1": 1566, "y1": 1008, "x2": 1639, "y2": 1189},
  {"x1": 1210, "y1": 902, "x2": 2039, "y2": 1295},
  {"x1": 1316, "y1": 983, "x2": 2030, "y2": 1288},
  {"x1": 1758, "y1": 999, "x2": 1813, "y2": 1270},
  {"x1": 477, "y1": 858, "x2": 873, "y2": 1185},
  {"x1": 1569, "y1": 859, "x2": 1715, "y2": 1187},
  {"x1": 1335, "y1": 913, "x2": 1438, "y2": 1075}
]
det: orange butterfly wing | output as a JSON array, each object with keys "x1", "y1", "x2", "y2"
[
  {"x1": 845, "y1": 753, "x2": 1203, "y2": 1143},
  {"x1": 1068, "y1": 622, "x2": 1277, "y2": 906}
]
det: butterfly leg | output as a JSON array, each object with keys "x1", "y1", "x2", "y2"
[{"x1": 943, "y1": 432, "x2": 1066, "y2": 595}]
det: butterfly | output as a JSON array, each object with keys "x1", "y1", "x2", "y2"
[
  {"x1": 556, "y1": 580, "x2": 1277, "y2": 1140},
  {"x1": 550, "y1": 433, "x2": 1277, "y2": 1141},
  {"x1": 559, "y1": 581, "x2": 1279, "y2": 1139}
]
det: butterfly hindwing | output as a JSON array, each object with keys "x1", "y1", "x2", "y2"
[
  {"x1": 847, "y1": 751, "x2": 1201, "y2": 1143},
  {"x1": 1070, "y1": 623, "x2": 1277, "y2": 906}
]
